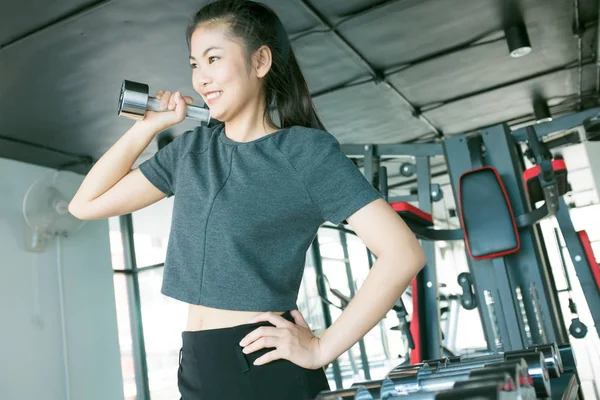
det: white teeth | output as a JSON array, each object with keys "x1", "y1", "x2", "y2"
[{"x1": 207, "y1": 91, "x2": 222, "y2": 100}]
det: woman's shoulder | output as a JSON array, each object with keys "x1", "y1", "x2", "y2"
[
  {"x1": 177, "y1": 123, "x2": 221, "y2": 151},
  {"x1": 279, "y1": 125, "x2": 338, "y2": 146}
]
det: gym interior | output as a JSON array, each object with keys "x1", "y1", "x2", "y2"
[{"x1": 2, "y1": 1, "x2": 600, "y2": 399}]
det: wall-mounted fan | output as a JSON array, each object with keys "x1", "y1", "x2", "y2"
[{"x1": 22, "y1": 171, "x2": 86, "y2": 252}]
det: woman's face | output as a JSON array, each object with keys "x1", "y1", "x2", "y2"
[{"x1": 189, "y1": 23, "x2": 265, "y2": 122}]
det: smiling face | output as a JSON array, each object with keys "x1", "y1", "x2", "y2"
[{"x1": 189, "y1": 23, "x2": 268, "y2": 123}]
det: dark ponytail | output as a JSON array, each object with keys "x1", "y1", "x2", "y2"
[{"x1": 186, "y1": 0, "x2": 325, "y2": 130}]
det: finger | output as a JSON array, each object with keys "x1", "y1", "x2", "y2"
[
  {"x1": 253, "y1": 349, "x2": 284, "y2": 366},
  {"x1": 247, "y1": 312, "x2": 292, "y2": 328},
  {"x1": 242, "y1": 336, "x2": 280, "y2": 355},
  {"x1": 240, "y1": 326, "x2": 283, "y2": 347},
  {"x1": 161, "y1": 91, "x2": 172, "y2": 110},
  {"x1": 168, "y1": 91, "x2": 178, "y2": 111},
  {"x1": 290, "y1": 309, "x2": 310, "y2": 329},
  {"x1": 183, "y1": 95, "x2": 194, "y2": 105},
  {"x1": 156, "y1": 89, "x2": 164, "y2": 100}
]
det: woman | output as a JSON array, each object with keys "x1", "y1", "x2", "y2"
[{"x1": 69, "y1": 0, "x2": 425, "y2": 399}]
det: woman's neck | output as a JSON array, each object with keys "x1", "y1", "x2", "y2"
[{"x1": 223, "y1": 97, "x2": 280, "y2": 143}]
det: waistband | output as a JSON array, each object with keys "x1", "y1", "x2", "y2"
[{"x1": 182, "y1": 310, "x2": 295, "y2": 341}]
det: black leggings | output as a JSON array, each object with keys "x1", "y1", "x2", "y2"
[{"x1": 178, "y1": 310, "x2": 331, "y2": 399}]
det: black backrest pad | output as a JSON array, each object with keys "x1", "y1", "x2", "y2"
[{"x1": 459, "y1": 167, "x2": 520, "y2": 260}]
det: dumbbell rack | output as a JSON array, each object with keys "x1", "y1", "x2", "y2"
[{"x1": 314, "y1": 343, "x2": 580, "y2": 400}]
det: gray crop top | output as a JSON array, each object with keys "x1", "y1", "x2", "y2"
[{"x1": 138, "y1": 124, "x2": 383, "y2": 311}]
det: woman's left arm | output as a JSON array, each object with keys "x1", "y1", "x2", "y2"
[
  {"x1": 315, "y1": 197, "x2": 426, "y2": 367},
  {"x1": 240, "y1": 198, "x2": 425, "y2": 369}
]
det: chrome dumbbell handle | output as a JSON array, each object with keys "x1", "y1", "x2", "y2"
[
  {"x1": 118, "y1": 80, "x2": 211, "y2": 123},
  {"x1": 145, "y1": 97, "x2": 210, "y2": 122}
]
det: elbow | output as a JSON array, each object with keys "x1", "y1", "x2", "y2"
[
  {"x1": 415, "y1": 247, "x2": 426, "y2": 272},
  {"x1": 68, "y1": 201, "x2": 87, "y2": 220}
]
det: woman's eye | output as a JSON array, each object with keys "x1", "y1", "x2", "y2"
[
  {"x1": 208, "y1": 56, "x2": 219, "y2": 64},
  {"x1": 189, "y1": 63, "x2": 197, "y2": 69}
]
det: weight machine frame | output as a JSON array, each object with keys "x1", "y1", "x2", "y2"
[{"x1": 334, "y1": 107, "x2": 600, "y2": 362}]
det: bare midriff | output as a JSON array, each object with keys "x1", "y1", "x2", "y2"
[{"x1": 186, "y1": 303, "x2": 287, "y2": 331}]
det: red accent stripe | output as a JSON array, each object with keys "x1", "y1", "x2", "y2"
[
  {"x1": 578, "y1": 230, "x2": 600, "y2": 291},
  {"x1": 458, "y1": 167, "x2": 521, "y2": 260},
  {"x1": 523, "y1": 159, "x2": 567, "y2": 183},
  {"x1": 391, "y1": 202, "x2": 434, "y2": 225},
  {"x1": 409, "y1": 278, "x2": 421, "y2": 364}
]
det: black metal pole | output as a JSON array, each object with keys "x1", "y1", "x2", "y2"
[
  {"x1": 119, "y1": 214, "x2": 150, "y2": 400},
  {"x1": 311, "y1": 235, "x2": 344, "y2": 388}
]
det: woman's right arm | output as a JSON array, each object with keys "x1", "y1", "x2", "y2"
[
  {"x1": 68, "y1": 120, "x2": 166, "y2": 220},
  {"x1": 68, "y1": 89, "x2": 193, "y2": 220}
]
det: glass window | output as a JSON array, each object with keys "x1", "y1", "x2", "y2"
[
  {"x1": 138, "y1": 267, "x2": 188, "y2": 400},
  {"x1": 109, "y1": 217, "x2": 125, "y2": 271},
  {"x1": 308, "y1": 227, "x2": 412, "y2": 388},
  {"x1": 113, "y1": 273, "x2": 137, "y2": 400},
  {"x1": 132, "y1": 198, "x2": 174, "y2": 268},
  {"x1": 109, "y1": 216, "x2": 136, "y2": 399}
]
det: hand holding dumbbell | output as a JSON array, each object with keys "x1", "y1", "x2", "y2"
[{"x1": 118, "y1": 80, "x2": 211, "y2": 130}]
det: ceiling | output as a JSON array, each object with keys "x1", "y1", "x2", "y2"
[{"x1": 1, "y1": 0, "x2": 598, "y2": 176}]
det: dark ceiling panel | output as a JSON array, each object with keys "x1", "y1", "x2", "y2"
[
  {"x1": 337, "y1": 0, "x2": 501, "y2": 69},
  {"x1": 313, "y1": 81, "x2": 432, "y2": 143},
  {"x1": 258, "y1": 0, "x2": 320, "y2": 33},
  {"x1": 293, "y1": 31, "x2": 369, "y2": 93},
  {"x1": 423, "y1": 64, "x2": 597, "y2": 135},
  {"x1": 0, "y1": 1, "x2": 217, "y2": 165},
  {"x1": 307, "y1": 0, "x2": 384, "y2": 22},
  {"x1": 386, "y1": 18, "x2": 593, "y2": 107},
  {"x1": 0, "y1": 0, "x2": 99, "y2": 46},
  {"x1": 0, "y1": 0, "x2": 598, "y2": 173}
]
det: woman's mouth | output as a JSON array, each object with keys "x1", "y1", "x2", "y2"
[{"x1": 206, "y1": 91, "x2": 223, "y2": 105}]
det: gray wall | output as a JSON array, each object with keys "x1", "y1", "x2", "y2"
[{"x1": 0, "y1": 157, "x2": 124, "y2": 400}]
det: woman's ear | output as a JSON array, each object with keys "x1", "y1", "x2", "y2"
[{"x1": 253, "y1": 45, "x2": 272, "y2": 79}]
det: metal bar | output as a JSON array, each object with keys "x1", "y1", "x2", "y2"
[
  {"x1": 119, "y1": 214, "x2": 150, "y2": 400},
  {"x1": 296, "y1": 0, "x2": 442, "y2": 138},
  {"x1": 389, "y1": 170, "x2": 449, "y2": 190},
  {"x1": 481, "y1": 124, "x2": 567, "y2": 345},
  {"x1": 341, "y1": 143, "x2": 444, "y2": 158},
  {"x1": 442, "y1": 135, "x2": 500, "y2": 351},
  {"x1": 491, "y1": 258, "x2": 527, "y2": 350},
  {"x1": 574, "y1": 0, "x2": 583, "y2": 110},
  {"x1": 363, "y1": 144, "x2": 376, "y2": 185},
  {"x1": 0, "y1": 134, "x2": 93, "y2": 165},
  {"x1": 511, "y1": 107, "x2": 600, "y2": 141},
  {"x1": 388, "y1": 195, "x2": 418, "y2": 203},
  {"x1": 553, "y1": 228, "x2": 573, "y2": 291},
  {"x1": 554, "y1": 198, "x2": 600, "y2": 336},
  {"x1": 415, "y1": 156, "x2": 441, "y2": 360},
  {"x1": 320, "y1": 225, "x2": 358, "y2": 237},
  {"x1": 310, "y1": 235, "x2": 343, "y2": 389},
  {"x1": 339, "y1": 231, "x2": 371, "y2": 380}
]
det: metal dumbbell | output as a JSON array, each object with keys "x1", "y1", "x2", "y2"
[
  {"x1": 118, "y1": 80, "x2": 211, "y2": 123},
  {"x1": 556, "y1": 343, "x2": 576, "y2": 373},
  {"x1": 419, "y1": 343, "x2": 560, "y2": 379},
  {"x1": 363, "y1": 378, "x2": 521, "y2": 400},
  {"x1": 386, "y1": 362, "x2": 527, "y2": 394},
  {"x1": 388, "y1": 352, "x2": 549, "y2": 398},
  {"x1": 350, "y1": 380, "x2": 395, "y2": 399},
  {"x1": 314, "y1": 386, "x2": 373, "y2": 400}
]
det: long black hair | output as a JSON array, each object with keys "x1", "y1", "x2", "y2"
[{"x1": 186, "y1": 0, "x2": 325, "y2": 130}]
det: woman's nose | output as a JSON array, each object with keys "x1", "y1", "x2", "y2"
[{"x1": 194, "y1": 70, "x2": 212, "y2": 87}]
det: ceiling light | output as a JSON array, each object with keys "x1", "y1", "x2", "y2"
[
  {"x1": 533, "y1": 98, "x2": 552, "y2": 124},
  {"x1": 505, "y1": 24, "x2": 532, "y2": 58}
]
